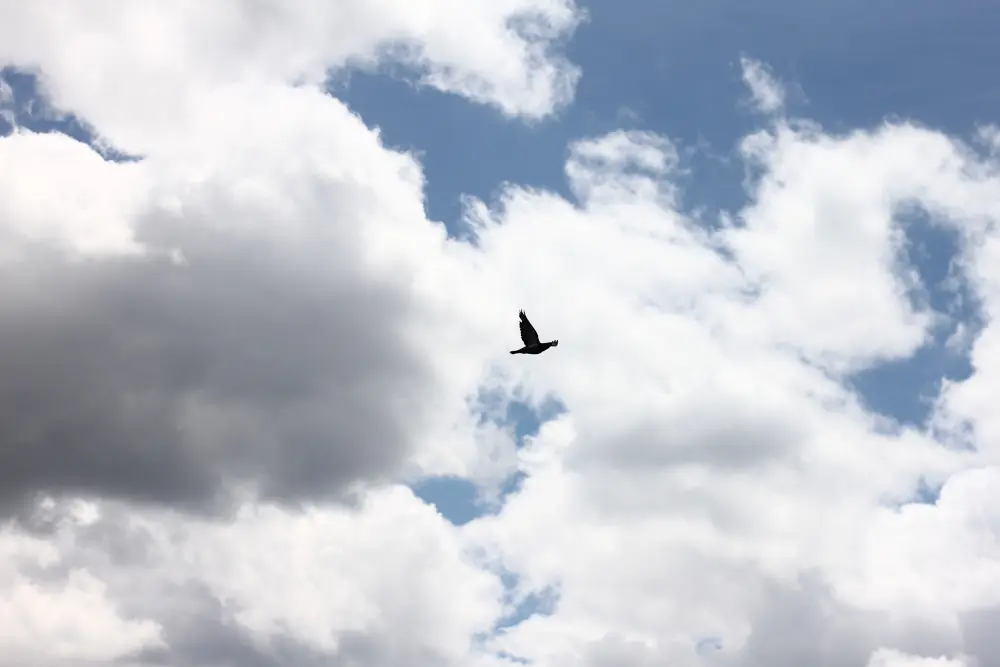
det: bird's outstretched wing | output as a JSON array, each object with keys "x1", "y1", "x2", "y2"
[{"x1": 519, "y1": 310, "x2": 540, "y2": 346}]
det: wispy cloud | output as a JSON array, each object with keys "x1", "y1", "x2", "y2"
[{"x1": 740, "y1": 55, "x2": 786, "y2": 114}]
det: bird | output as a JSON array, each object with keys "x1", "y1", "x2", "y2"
[{"x1": 510, "y1": 310, "x2": 559, "y2": 355}]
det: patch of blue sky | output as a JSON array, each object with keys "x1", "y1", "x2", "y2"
[
  {"x1": 336, "y1": 0, "x2": 1000, "y2": 231},
  {"x1": 410, "y1": 476, "x2": 483, "y2": 526},
  {"x1": 850, "y1": 212, "x2": 979, "y2": 429},
  {"x1": 0, "y1": 66, "x2": 138, "y2": 162},
  {"x1": 470, "y1": 568, "x2": 561, "y2": 659},
  {"x1": 411, "y1": 397, "x2": 567, "y2": 526},
  {"x1": 882, "y1": 476, "x2": 945, "y2": 511},
  {"x1": 493, "y1": 569, "x2": 561, "y2": 633},
  {"x1": 912, "y1": 477, "x2": 944, "y2": 506}
]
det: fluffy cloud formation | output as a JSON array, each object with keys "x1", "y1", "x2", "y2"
[
  {"x1": 2, "y1": 7, "x2": 1000, "y2": 667},
  {"x1": 458, "y1": 114, "x2": 998, "y2": 666},
  {"x1": 0, "y1": 86, "x2": 465, "y2": 513},
  {"x1": 4, "y1": 489, "x2": 503, "y2": 667},
  {"x1": 0, "y1": 0, "x2": 582, "y2": 153}
]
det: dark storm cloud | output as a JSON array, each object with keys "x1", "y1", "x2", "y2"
[{"x1": 0, "y1": 172, "x2": 437, "y2": 514}]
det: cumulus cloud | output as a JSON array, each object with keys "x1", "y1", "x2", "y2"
[
  {"x1": 3, "y1": 3, "x2": 1000, "y2": 667},
  {"x1": 456, "y1": 103, "x2": 1000, "y2": 667},
  {"x1": 0, "y1": 0, "x2": 582, "y2": 153},
  {"x1": 0, "y1": 85, "x2": 464, "y2": 513},
  {"x1": 0, "y1": 489, "x2": 503, "y2": 667}
]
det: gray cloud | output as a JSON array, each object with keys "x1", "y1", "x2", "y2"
[
  {"x1": 129, "y1": 586, "x2": 452, "y2": 667},
  {"x1": 719, "y1": 574, "x2": 965, "y2": 667},
  {"x1": 127, "y1": 584, "x2": 332, "y2": 667},
  {"x1": 0, "y1": 167, "x2": 439, "y2": 515},
  {"x1": 960, "y1": 607, "x2": 1000, "y2": 667},
  {"x1": 568, "y1": 394, "x2": 811, "y2": 476},
  {"x1": 8, "y1": 503, "x2": 470, "y2": 667}
]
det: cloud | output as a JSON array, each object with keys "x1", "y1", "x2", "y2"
[
  {"x1": 0, "y1": 554, "x2": 163, "y2": 665},
  {"x1": 740, "y1": 56, "x2": 786, "y2": 114},
  {"x1": 0, "y1": 489, "x2": 503, "y2": 667},
  {"x1": 723, "y1": 121, "x2": 975, "y2": 373},
  {"x1": 867, "y1": 649, "x2": 974, "y2": 667},
  {"x1": 457, "y1": 117, "x2": 1000, "y2": 666},
  {"x1": 0, "y1": 0, "x2": 582, "y2": 154},
  {"x1": 0, "y1": 83, "x2": 475, "y2": 513},
  {"x1": 3, "y1": 4, "x2": 1000, "y2": 667}
]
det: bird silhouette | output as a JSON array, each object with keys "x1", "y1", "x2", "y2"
[{"x1": 510, "y1": 310, "x2": 559, "y2": 354}]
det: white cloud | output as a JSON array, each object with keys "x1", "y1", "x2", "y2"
[
  {"x1": 0, "y1": 527, "x2": 163, "y2": 666},
  {"x1": 723, "y1": 121, "x2": 985, "y2": 373},
  {"x1": 0, "y1": 0, "x2": 583, "y2": 153},
  {"x1": 0, "y1": 489, "x2": 503, "y2": 667},
  {"x1": 0, "y1": 129, "x2": 146, "y2": 255},
  {"x1": 3, "y1": 4, "x2": 1000, "y2": 667},
  {"x1": 867, "y1": 648, "x2": 974, "y2": 667},
  {"x1": 740, "y1": 56, "x2": 786, "y2": 114},
  {"x1": 456, "y1": 117, "x2": 1000, "y2": 667}
]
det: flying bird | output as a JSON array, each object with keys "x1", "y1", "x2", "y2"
[{"x1": 510, "y1": 310, "x2": 559, "y2": 355}]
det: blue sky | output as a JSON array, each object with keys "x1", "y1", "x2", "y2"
[{"x1": 2, "y1": 0, "x2": 996, "y2": 546}]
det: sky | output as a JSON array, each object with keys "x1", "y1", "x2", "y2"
[{"x1": 1, "y1": 1, "x2": 1000, "y2": 667}]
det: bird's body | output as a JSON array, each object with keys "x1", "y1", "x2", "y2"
[{"x1": 510, "y1": 310, "x2": 559, "y2": 355}]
